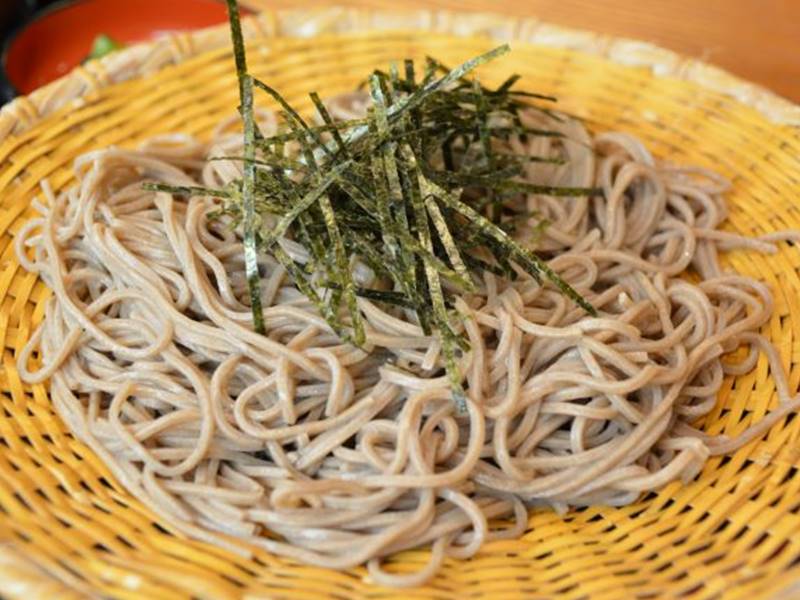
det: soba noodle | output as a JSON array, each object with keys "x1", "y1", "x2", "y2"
[{"x1": 15, "y1": 96, "x2": 800, "y2": 586}]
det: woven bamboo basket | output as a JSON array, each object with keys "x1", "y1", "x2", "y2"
[{"x1": 1, "y1": 7, "x2": 800, "y2": 600}]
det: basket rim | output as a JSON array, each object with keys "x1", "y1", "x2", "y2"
[{"x1": 0, "y1": 5, "x2": 798, "y2": 142}]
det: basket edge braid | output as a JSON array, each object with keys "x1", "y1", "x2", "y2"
[{"x1": 0, "y1": 5, "x2": 798, "y2": 142}]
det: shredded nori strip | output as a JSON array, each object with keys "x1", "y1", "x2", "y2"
[{"x1": 224, "y1": 0, "x2": 264, "y2": 333}]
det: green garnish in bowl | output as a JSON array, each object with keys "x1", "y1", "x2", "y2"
[{"x1": 86, "y1": 33, "x2": 124, "y2": 62}]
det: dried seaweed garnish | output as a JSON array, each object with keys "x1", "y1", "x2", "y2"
[
  {"x1": 257, "y1": 160, "x2": 354, "y2": 251},
  {"x1": 152, "y1": 0, "x2": 600, "y2": 405},
  {"x1": 143, "y1": 182, "x2": 233, "y2": 198},
  {"x1": 223, "y1": 0, "x2": 264, "y2": 333}
]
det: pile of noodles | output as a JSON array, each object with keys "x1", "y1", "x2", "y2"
[{"x1": 15, "y1": 94, "x2": 800, "y2": 586}]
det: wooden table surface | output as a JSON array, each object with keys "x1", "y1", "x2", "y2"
[{"x1": 259, "y1": 0, "x2": 800, "y2": 103}]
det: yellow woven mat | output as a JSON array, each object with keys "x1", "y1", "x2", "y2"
[{"x1": 2, "y1": 23, "x2": 800, "y2": 600}]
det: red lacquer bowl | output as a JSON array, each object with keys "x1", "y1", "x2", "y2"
[{"x1": 4, "y1": 0, "x2": 238, "y2": 95}]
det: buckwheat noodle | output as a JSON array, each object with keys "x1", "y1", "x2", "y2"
[{"x1": 16, "y1": 95, "x2": 800, "y2": 587}]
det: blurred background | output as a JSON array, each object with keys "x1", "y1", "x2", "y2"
[{"x1": 1, "y1": 0, "x2": 798, "y2": 102}]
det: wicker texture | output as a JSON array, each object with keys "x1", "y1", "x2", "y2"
[
  {"x1": 1, "y1": 7, "x2": 799, "y2": 140},
  {"x1": 1, "y1": 11, "x2": 800, "y2": 600}
]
